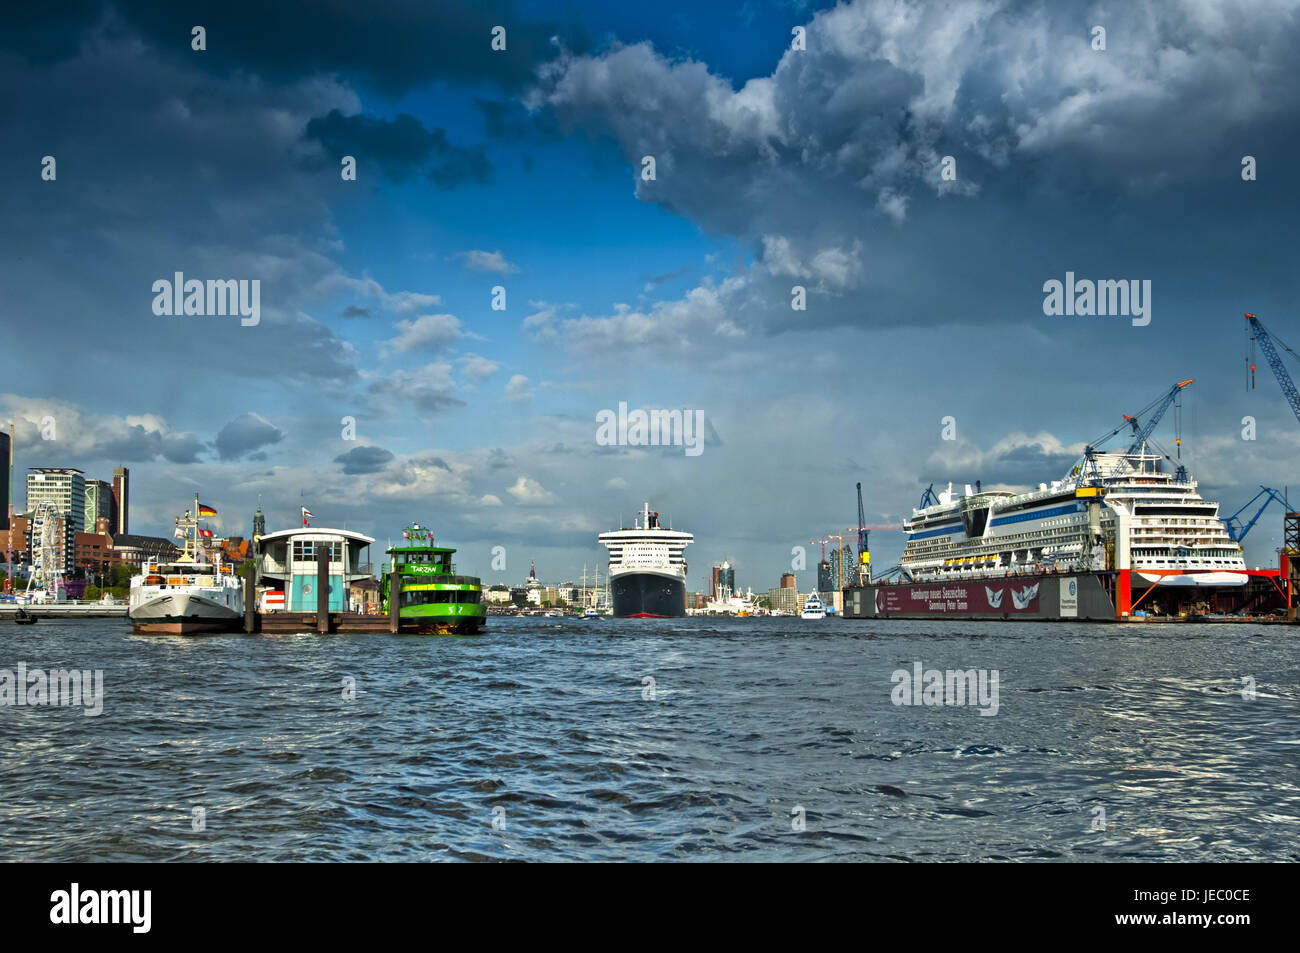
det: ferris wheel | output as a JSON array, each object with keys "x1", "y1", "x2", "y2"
[{"x1": 26, "y1": 501, "x2": 64, "y2": 596}]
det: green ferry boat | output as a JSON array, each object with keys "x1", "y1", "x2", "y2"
[{"x1": 381, "y1": 523, "x2": 486, "y2": 634}]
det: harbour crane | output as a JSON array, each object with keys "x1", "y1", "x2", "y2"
[
  {"x1": 1223, "y1": 486, "x2": 1290, "y2": 542},
  {"x1": 855, "y1": 483, "x2": 869, "y2": 585},
  {"x1": 1246, "y1": 313, "x2": 1300, "y2": 427},
  {"x1": 1122, "y1": 378, "x2": 1193, "y2": 458},
  {"x1": 1074, "y1": 378, "x2": 1194, "y2": 485},
  {"x1": 918, "y1": 484, "x2": 940, "y2": 509}
]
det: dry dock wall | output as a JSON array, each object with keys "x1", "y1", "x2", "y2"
[{"x1": 843, "y1": 573, "x2": 1115, "y2": 621}]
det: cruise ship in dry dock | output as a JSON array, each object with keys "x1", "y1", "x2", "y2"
[
  {"x1": 598, "y1": 503, "x2": 693, "y2": 617},
  {"x1": 899, "y1": 453, "x2": 1245, "y2": 582},
  {"x1": 844, "y1": 385, "x2": 1261, "y2": 621}
]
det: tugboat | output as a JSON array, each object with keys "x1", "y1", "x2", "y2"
[{"x1": 381, "y1": 523, "x2": 485, "y2": 635}]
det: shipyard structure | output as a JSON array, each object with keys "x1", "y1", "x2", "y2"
[{"x1": 844, "y1": 382, "x2": 1293, "y2": 621}]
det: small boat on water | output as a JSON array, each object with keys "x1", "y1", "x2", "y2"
[
  {"x1": 801, "y1": 593, "x2": 827, "y2": 620},
  {"x1": 14, "y1": 608, "x2": 38, "y2": 625},
  {"x1": 581, "y1": 607, "x2": 601, "y2": 619},
  {"x1": 382, "y1": 523, "x2": 485, "y2": 635}
]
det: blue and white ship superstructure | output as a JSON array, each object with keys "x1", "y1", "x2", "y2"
[
  {"x1": 902, "y1": 420, "x2": 1247, "y2": 591},
  {"x1": 901, "y1": 456, "x2": 1246, "y2": 587}
]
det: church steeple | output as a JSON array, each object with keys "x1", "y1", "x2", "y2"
[{"x1": 252, "y1": 494, "x2": 265, "y2": 541}]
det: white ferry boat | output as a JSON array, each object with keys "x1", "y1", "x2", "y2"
[
  {"x1": 129, "y1": 496, "x2": 243, "y2": 634},
  {"x1": 800, "y1": 593, "x2": 827, "y2": 619}
]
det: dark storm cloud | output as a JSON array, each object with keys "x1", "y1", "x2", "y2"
[
  {"x1": 160, "y1": 433, "x2": 207, "y2": 465},
  {"x1": 95, "y1": 424, "x2": 180, "y2": 463},
  {"x1": 2, "y1": 1, "x2": 587, "y2": 95},
  {"x1": 965, "y1": 444, "x2": 1082, "y2": 488},
  {"x1": 0, "y1": 17, "x2": 366, "y2": 407},
  {"x1": 86, "y1": 424, "x2": 207, "y2": 465},
  {"x1": 215, "y1": 413, "x2": 285, "y2": 461},
  {"x1": 524, "y1": 0, "x2": 1300, "y2": 348},
  {"x1": 334, "y1": 445, "x2": 396, "y2": 475},
  {"x1": 304, "y1": 110, "x2": 492, "y2": 187}
]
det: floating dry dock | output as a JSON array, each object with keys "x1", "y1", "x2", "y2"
[{"x1": 842, "y1": 568, "x2": 1290, "y2": 621}]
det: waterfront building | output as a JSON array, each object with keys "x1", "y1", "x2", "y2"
[
  {"x1": 780, "y1": 572, "x2": 796, "y2": 588},
  {"x1": 0, "y1": 515, "x2": 31, "y2": 575},
  {"x1": 108, "y1": 533, "x2": 182, "y2": 568},
  {"x1": 84, "y1": 480, "x2": 112, "y2": 532},
  {"x1": 817, "y1": 560, "x2": 832, "y2": 593},
  {"x1": 257, "y1": 526, "x2": 376, "y2": 612},
  {"x1": 766, "y1": 585, "x2": 801, "y2": 614},
  {"x1": 26, "y1": 467, "x2": 86, "y2": 531},
  {"x1": 828, "y1": 544, "x2": 854, "y2": 589},
  {"x1": 710, "y1": 561, "x2": 735, "y2": 597},
  {"x1": 73, "y1": 531, "x2": 114, "y2": 580},
  {"x1": 484, "y1": 584, "x2": 513, "y2": 604},
  {"x1": 112, "y1": 466, "x2": 130, "y2": 534},
  {"x1": 348, "y1": 576, "x2": 381, "y2": 613}
]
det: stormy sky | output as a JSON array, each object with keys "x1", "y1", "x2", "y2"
[{"x1": 3, "y1": 0, "x2": 1300, "y2": 589}]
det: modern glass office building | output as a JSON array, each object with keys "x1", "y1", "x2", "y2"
[{"x1": 26, "y1": 467, "x2": 86, "y2": 532}]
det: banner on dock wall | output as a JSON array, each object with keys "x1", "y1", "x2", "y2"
[
  {"x1": 1060, "y1": 578, "x2": 1078, "y2": 617},
  {"x1": 875, "y1": 579, "x2": 1042, "y2": 615}
]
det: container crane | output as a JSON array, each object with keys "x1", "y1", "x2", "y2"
[
  {"x1": 1246, "y1": 313, "x2": 1300, "y2": 427},
  {"x1": 1223, "y1": 486, "x2": 1289, "y2": 542}
]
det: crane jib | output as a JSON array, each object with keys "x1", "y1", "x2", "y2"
[{"x1": 1247, "y1": 314, "x2": 1300, "y2": 427}]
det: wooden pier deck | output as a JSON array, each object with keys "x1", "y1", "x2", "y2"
[{"x1": 256, "y1": 611, "x2": 393, "y2": 635}]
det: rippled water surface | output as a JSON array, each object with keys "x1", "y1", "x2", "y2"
[{"x1": 2, "y1": 617, "x2": 1297, "y2": 861}]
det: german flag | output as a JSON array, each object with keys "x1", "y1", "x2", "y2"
[{"x1": 198, "y1": 503, "x2": 218, "y2": 517}]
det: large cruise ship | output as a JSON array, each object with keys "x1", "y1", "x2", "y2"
[
  {"x1": 598, "y1": 503, "x2": 693, "y2": 617},
  {"x1": 900, "y1": 450, "x2": 1247, "y2": 587},
  {"x1": 898, "y1": 379, "x2": 1248, "y2": 592}
]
